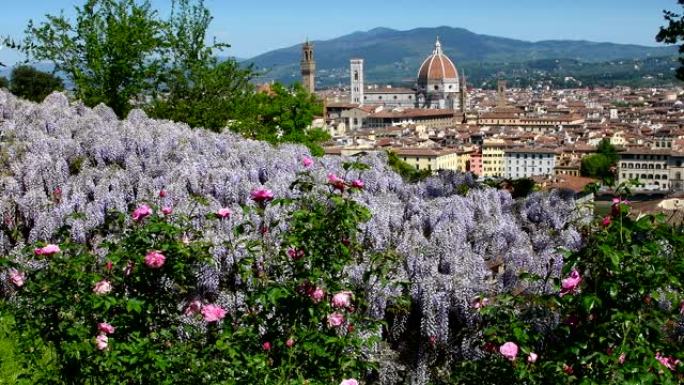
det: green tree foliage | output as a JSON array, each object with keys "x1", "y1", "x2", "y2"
[
  {"x1": 657, "y1": 0, "x2": 684, "y2": 81},
  {"x1": 233, "y1": 83, "x2": 329, "y2": 155},
  {"x1": 23, "y1": 0, "x2": 165, "y2": 117},
  {"x1": 0, "y1": 76, "x2": 8, "y2": 89},
  {"x1": 597, "y1": 137, "x2": 619, "y2": 163},
  {"x1": 146, "y1": 0, "x2": 255, "y2": 131},
  {"x1": 581, "y1": 139, "x2": 618, "y2": 183},
  {"x1": 386, "y1": 151, "x2": 432, "y2": 183},
  {"x1": 8, "y1": 65, "x2": 64, "y2": 102}
]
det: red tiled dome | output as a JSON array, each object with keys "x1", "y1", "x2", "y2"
[{"x1": 417, "y1": 39, "x2": 458, "y2": 82}]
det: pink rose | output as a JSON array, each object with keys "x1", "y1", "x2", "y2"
[
  {"x1": 656, "y1": 352, "x2": 681, "y2": 371},
  {"x1": 105, "y1": 261, "x2": 113, "y2": 271},
  {"x1": 262, "y1": 341, "x2": 271, "y2": 351},
  {"x1": 8, "y1": 269, "x2": 25, "y2": 287},
  {"x1": 602, "y1": 216, "x2": 611, "y2": 226},
  {"x1": 327, "y1": 312, "x2": 345, "y2": 328},
  {"x1": 201, "y1": 304, "x2": 226, "y2": 323},
  {"x1": 132, "y1": 204, "x2": 152, "y2": 222},
  {"x1": 287, "y1": 248, "x2": 305, "y2": 260},
  {"x1": 302, "y1": 156, "x2": 314, "y2": 168},
  {"x1": 285, "y1": 338, "x2": 295, "y2": 348},
  {"x1": 161, "y1": 207, "x2": 173, "y2": 215},
  {"x1": 93, "y1": 280, "x2": 112, "y2": 295},
  {"x1": 159, "y1": 189, "x2": 167, "y2": 198},
  {"x1": 144, "y1": 251, "x2": 166, "y2": 269},
  {"x1": 340, "y1": 379, "x2": 359, "y2": 385},
  {"x1": 184, "y1": 300, "x2": 203, "y2": 316},
  {"x1": 327, "y1": 173, "x2": 346, "y2": 191},
  {"x1": 560, "y1": 269, "x2": 581, "y2": 296},
  {"x1": 563, "y1": 364, "x2": 574, "y2": 375},
  {"x1": 618, "y1": 353, "x2": 626, "y2": 364},
  {"x1": 527, "y1": 352, "x2": 538, "y2": 363},
  {"x1": 310, "y1": 287, "x2": 325, "y2": 303},
  {"x1": 331, "y1": 291, "x2": 353, "y2": 309},
  {"x1": 471, "y1": 297, "x2": 489, "y2": 309},
  {"x1": 34, "y1": 244, "x2": 60, "y2": 256},
  {"x1": 95, "y1": 334, "x2": 108, "y2": 350},
  {"x1": 97, "y1": 322, "x2": 115, "y2": 335},
  {"x1": 250, "y1": 188, "x2": 274, "y2": 203},
  {"x1": 351, "y1": 179, "x2": 364, "y2": 189},
  {"x1": 499, "y1": 342, "x2": 519, "y2": 361},
  {"x1": 216, "y1": 208, "x2": 231, "y2": 218}
]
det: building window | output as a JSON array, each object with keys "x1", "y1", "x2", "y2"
[
  {"x1": 393, "y1": 95, "x2": 398, "y2": 100},
  {"x1": 434, "y1": 85, "x2": 439, "y2": 90}
]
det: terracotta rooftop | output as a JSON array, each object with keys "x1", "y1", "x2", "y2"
[
  {"x1": 417, "y1": 39, "x2": 458, "y2": 82},
  {"x1": 369, "y1": 108, "x2": 456, "y2": 119}
]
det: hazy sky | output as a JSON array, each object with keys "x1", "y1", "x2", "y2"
[{"x1": 0, "y1": 0, "x2": 680, "y2": 65}]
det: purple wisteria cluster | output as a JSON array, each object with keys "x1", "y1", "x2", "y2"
[{"x1": 0, "y1": 91, "x2": 585, "y2": 384}]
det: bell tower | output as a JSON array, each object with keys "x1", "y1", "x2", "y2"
[
  {"x1": 350, "y1": 58, "x2": 364, "y2": 105},
  {"x1": 301, "y1": 41, "x2": 316, "y2": 93}
]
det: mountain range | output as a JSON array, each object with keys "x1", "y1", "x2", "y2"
[{"x1": 244, "y1": 26, "x2": 681, "y2": 88}]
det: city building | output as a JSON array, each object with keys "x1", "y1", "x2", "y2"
[
  {"x1": 364, "y1": 108, "x2": 457, "y2": 129},
  {"x1": 348, "y1": 38, "x2": 466, "y2": 112},
  {"x1": 482, "y1": 140, "x2": 508, "y2": 178},
  {"x1": 617, "y1": 149, "x2": 671, "y2": 191},
  {"x1": 504, "y1": 148, "x2": 557, "y2": 179},
  {"x1": 392, "y1": 147, "x2": 461, "y2": 172}
]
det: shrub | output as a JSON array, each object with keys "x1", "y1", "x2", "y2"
[
  {"x1": 453, "y1": 196, "x2": 684, "y2": 384},
  {"x1": 5, "y1": 164, "x2": 386, "y2": 384}
]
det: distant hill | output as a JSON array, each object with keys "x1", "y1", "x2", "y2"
[{"x1": 244, "y1": 26, "x2": 680, "y2": 87}]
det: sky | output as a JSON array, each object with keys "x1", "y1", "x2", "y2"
[{"x1": 0, "y1": 0, "x2": 680, "y2": 65}]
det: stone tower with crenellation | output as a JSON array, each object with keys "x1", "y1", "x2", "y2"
[{"x1": 301, "y1": 41, "x2": 315, "y2": 93}]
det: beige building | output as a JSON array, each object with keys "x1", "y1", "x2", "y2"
[
  {"x1": 482, "y1": 140, "x2": 508, "y2": 177},
  {"x1": 617, "y1": 149, "x2": 671, "y2": 190},
  {"x1": 392, "y1": 148, "x2": 461, "y2": 172}
]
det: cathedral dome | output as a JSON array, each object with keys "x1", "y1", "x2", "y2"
[{"x1": 417, "y1": 39, "x2": 458, "y2": 83}]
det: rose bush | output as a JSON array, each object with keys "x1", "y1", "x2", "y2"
[
  {"x1": 450, "y1": 193, "x2": 684, "y2": 385},
  {"x1": 3, "y1": 162, "x2": 388, "y2": 384}
]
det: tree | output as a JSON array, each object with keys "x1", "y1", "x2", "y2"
[
  {"x1": 596, "y1": 137, "x2": 618, "y2": 163},
  {"x1": 146, "y1": 0, "x2": 254, "y2": 131},
  {"x1": 232, "y1": 83, "x2": 329, "y2": 155},
  {"x1": 23, "y1": 0, "x2": 165, "y2": 117},
  {"x1": 386, "y1": 150, "x2": 432, "y2": 183},
  {"x1": 657, "y1": 0, "x2": 684, "y2": 81},
  {"x1": 0, "y1": 76, "x2": 8, "y2": 89},
  {"x1": 9, "y1": 65, "x2": 64, "y2": 102}
]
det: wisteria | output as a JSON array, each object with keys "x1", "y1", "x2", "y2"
[{"x1": 0, "y1": 90, "x2": 585, "y2": 384}]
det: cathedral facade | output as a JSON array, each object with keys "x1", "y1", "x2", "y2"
[{"x1": 350, "y1": 38, "x2": 467, "y2": 112}]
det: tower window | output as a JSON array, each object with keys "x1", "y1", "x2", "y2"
[{"x1": 354, "y1": 71, "x2": 358, "y2": 81}]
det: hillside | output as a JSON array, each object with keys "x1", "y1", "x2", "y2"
[{"x1": 244, "y1": 26, "x2": 679, "y2": 87}]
